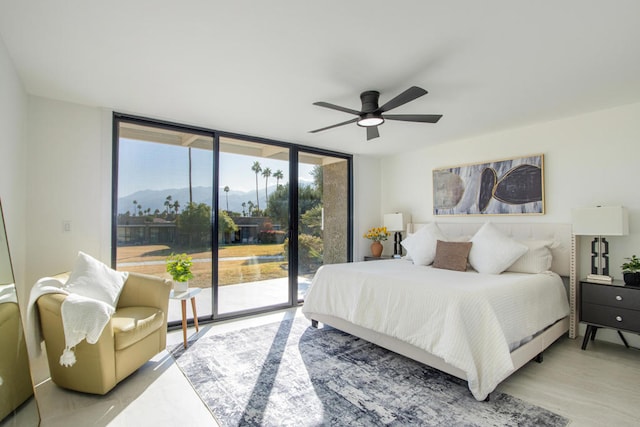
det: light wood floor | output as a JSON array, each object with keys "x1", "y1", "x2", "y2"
[{"x1": 498, "y1": 334, "x2": 640, "y2": 426}]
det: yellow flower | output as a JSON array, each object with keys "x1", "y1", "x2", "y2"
[{"x1": 363, "y1": 226, "x2": 390, "y2": 242}]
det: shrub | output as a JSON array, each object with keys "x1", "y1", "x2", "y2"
[{"x1": 284, "y1": 234, "x2": 323, "y2": 273}]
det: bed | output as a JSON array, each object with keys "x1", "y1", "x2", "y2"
[{"x1": 302, "y1": 222, "x2": 573, "y2": 401}]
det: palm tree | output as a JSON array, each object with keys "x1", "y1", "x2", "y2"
[
  {"x1": 164, "y1": 195, "x2": 173, "y2": 215},
  {"x1": 251, "y1": 161, "x2": 262, "y2": 211},
  {"x1": 247, "y1": 200, "x2": 254, "y2": 217},
  {"x1": 241, "y1": 202, "x2": 246, "y2": 217},
  {"x1": 273, "y1": 169, "x2": 284, "y2": 188},
  {"x1": 224, "y1": 186, "x2": 230, "y2": 212},
  {"x1": 262, "y1": 167, "x2": 272, "y2": 209},
  {"x1": 188, "y1": 147, "x2": 193, "y2": 204},
  {"x1": 173, "y1": 200, "x2": 180, "y2": 215}
]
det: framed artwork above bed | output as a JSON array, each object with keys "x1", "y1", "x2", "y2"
[{"x1": 433, "y1": 154, "x2": 544, "y2": 216}]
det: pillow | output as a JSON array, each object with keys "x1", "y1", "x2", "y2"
[
  {"x1": 447, "y1": 235, "x2": 472, "y2": 243},
  {"x1": 468, "y1": 223, "x2": 528, "y2": 274},
  {"x1": 433, "y1": 240, "x2": 472, "y2": 272},
  {"x1": 506, "y1": 240, "x2": 554, "y2": 274},
  {"x1": 402, "y1": 232, "x2": 414, "y2": 261},
  {"x1": 64, "y1": 251, "x2": 129, "y2": 308},
  {"x1": 401, "y1": 223, "x2": 446, "y2": 265}
]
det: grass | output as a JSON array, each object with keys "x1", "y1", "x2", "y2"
[{"x1": 117, "y1": 243, "x2": 287, "y2": 287}]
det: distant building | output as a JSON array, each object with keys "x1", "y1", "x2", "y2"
[{"x1": 117, "y1": 215, "x2": 284, "y2": 245}]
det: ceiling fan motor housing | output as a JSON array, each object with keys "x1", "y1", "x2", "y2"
[{"x1": 360, "y1": 91, "x2": 381, "y2": 113}]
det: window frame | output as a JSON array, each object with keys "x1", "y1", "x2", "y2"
[{"x1": 112, "y1": 112, "x2": 353, "y2": 323}]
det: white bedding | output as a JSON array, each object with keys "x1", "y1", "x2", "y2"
[{"x1": 301, "y1": 259, "x2": 570, "y2": 400}]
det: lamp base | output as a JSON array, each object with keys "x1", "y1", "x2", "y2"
[
  {"x1": 586, "y1": 274, "x2": 613, "y2": 284},
  {"x1": 393, "y1": 231, "x2": 403, "y2": 257}
]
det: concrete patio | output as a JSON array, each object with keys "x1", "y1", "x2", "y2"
[{"x1": 167, "y1": 276, "x2": 312, "y2": 323}]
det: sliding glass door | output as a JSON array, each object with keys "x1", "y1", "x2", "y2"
[
  {"x1": 216, "y1": 136, "x2": 291, "y2": 315},
  {"x1": 113, "y1": 114, "x2": 352, "y2": 323},
  {"x1": 297, "y1": 151, "x2": 351, "y2": 300},
  {"x1": 114, "y1": 120, "x2": 214, "y2": 324}
]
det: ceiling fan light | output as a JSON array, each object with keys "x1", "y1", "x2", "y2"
[{"x1": 357, "y1": 114, "x2": 384, "y2": 127}]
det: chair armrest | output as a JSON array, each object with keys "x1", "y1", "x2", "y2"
[
  {"x1": 36, "y1": 293, "x2": 67, "y2": 316},
  {"x1": 117, "y1": 272, "x2": 171, "y2": 313}
]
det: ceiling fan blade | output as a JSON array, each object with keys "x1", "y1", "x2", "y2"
[
  {"x1": 383, "y1": 114, "x2": 443, "y2": 123},
  {"x1": 309, "y1": 117, "x2": 359, "y2": 133},
  {"x1": 379, "y1": 86, "x2": 428, "y2": 113},
  {"x1": 312, "y1": 101, "x2": 361, "y2": 115},
  {"x1": 366, "y1": 126, "x2": 380, "y2": 140}
]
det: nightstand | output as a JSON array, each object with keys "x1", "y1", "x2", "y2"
[
  {"x1": 579, "y1": 279, "x2": 640, "y2": 350},
  {"x1": 364, "y1": 255, "x2": 393, "y2": 261}
]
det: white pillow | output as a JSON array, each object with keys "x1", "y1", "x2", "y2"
[
  {"x1": 64, "y1": 251, "x2": 129, "y2": 308},
  {"x1": 468, "y1": 223, "x2": 528, "y2": 274},
  {"x1": 401, "y1": 223, "x2": 446, "y2": 266},
  {"x1": 507, "y1": 240, "x2": 554, "y2": 274}
]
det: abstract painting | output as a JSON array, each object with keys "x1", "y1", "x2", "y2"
[{"x1": 433, "y1": 154, "x2": 544, "y2": 215}]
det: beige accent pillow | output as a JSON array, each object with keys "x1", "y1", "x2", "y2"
[{"x1": 432, "y1": 240, "x2": 472, "y2": 272}]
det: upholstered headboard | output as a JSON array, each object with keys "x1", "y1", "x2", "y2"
[
  {"x1": 407, "y1": 222, "x2": 578, "y2": 339},
  {"x1": 407, "y1": 222, "x2": 572, "y2": 276}
]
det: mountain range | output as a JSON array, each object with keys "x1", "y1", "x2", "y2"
[{"x1": 118, "y1": 186, "x2": 277, "y2": 215}]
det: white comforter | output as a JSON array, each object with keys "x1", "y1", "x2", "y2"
[{"x1": 301, "y1": 259, "x2": 570, "y2": 400}]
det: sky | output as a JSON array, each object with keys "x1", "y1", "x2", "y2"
[{"x1": 118, "y1": 138, "x2": 314, "y2": 197}]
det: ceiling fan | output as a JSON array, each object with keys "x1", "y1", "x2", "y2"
[{"x1": 309, "y1": 86, "x2": 442, "y2": 141}]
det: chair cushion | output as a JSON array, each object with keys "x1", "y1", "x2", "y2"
[{"x1": 112, "y1": 307, "x2": 164, "y2": 351}]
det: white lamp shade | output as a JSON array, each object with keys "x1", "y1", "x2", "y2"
[
  {"x1": 572, "y1": 206, "x2": 629, "y2": 236},
  {"x1": 383, "y1": 213, "x2": 405, "y2": 232}
]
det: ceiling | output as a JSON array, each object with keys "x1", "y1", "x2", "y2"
[{"x1": 1, "y1": 1, "x2": 639, "y2": 157}]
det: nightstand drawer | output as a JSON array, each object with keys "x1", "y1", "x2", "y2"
[
  {"x1": 581, "y1": 302, "x2": 640, "y2": 332},
  {"x1": 581, "y1": 283, "x2": 640, "y2": 310}
]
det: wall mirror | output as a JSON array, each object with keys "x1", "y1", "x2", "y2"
[{"x1": 0, "y1": 199, "x2": 39, "y2": 425}]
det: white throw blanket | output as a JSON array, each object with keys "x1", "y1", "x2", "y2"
[
  {"x1": 0, "y1": 283, "x2": 18, "y2": 304},
  {"x1": 27, "y1": 277, "x2": 115, "y2": 367}
]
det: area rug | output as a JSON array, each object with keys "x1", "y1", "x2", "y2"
[{"x1": 170, "y1": 317, "x2": 568, "y2": 427}]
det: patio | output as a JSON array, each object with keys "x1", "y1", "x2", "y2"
[{"x1": 167, "y1": 276, "x2": 312, "y2": 323}]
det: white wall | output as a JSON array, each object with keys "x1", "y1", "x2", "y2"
[
  {"x1": 353, "y1": 154, "x2": 382, "y2": 260},
  {"x1": 25, "y1": 97, "x2": 112, "y2": 287},
  {"x1": 380, "y1": 101, "x2": 640, "y2": 346},
  {"x1": 0, "y1": 36, "x2": 28, "y2": 303}
]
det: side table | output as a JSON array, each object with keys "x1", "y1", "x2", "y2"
[
  {"x1": 579, "y1": 279, "x2": 640, "y2": 350},
  {"x1": 170, "y1": 287, "x2": 202, "y2": 348},
  {"x1": 364, "y1": 255, "x2": 394, "y2": 261}
]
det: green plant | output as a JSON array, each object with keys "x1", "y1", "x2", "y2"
[
  {"x1": 621, "y1": 255, "x2": 640, "y2": 273},
  {"x1": 166, "y1": 253, "x2": 194, "y2": 282}
]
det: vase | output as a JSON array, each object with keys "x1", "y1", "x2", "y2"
[
  {"x1": 174, "y1": 280, "x2": 189, "y2": 292},
  {"x1": 370, "y1": 241, "x2": 383, "y2": 258},
  {"x1": 623, "y1": 272, "x2": 640, "y2": 287}
]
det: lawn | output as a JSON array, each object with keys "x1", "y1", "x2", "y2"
[{"x1": 117, "y1": 243, "x2": 287, "y2": 287}]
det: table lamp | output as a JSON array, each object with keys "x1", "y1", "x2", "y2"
[
  {"x1": 572, "y1": 205, "x2": 629, "y2": 284},
  {"x1": 384, "y1": 213, "x2": 406, "y2": 258}
]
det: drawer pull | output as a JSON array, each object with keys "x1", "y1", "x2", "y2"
[
  {"x1": 616, "y1": 295, "x2": 623, "y2": 301},
  {"x1": 616, "y1": 316, "x2": 623, "y2": 322}
]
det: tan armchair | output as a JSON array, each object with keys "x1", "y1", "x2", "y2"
[
  {"x1": 36, "y1": 272, "x2": 171, "y2": 395},
  {"x1": 0, "y1": 301, "x2": 33, "y2": 421}
]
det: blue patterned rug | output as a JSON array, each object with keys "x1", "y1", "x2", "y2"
[{"x1": 170, "y1": 317, "x2": 568, "y2": 427}]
